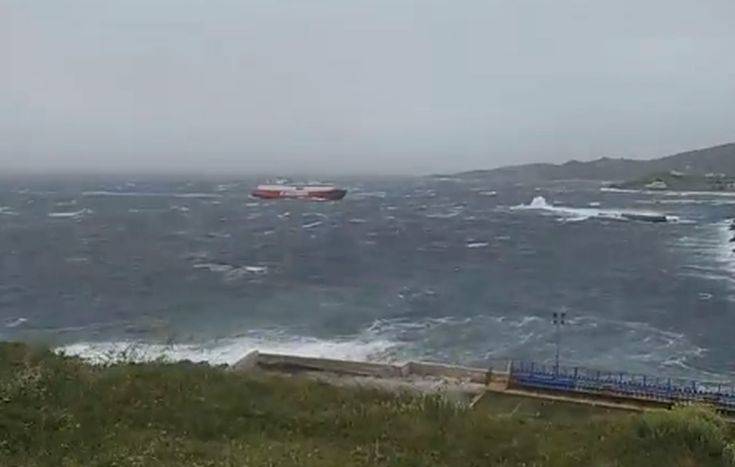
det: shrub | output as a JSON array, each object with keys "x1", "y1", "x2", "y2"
[
  {"x1": 634, "y1": 404, "x2": 726, "y2": 456},
  {"x1": 723, "y1": 443, "x2": 735, "y2": 467}
]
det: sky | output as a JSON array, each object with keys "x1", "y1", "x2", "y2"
[{"x1": 2, "y1": 0, "x2": 734, "y2": 175}]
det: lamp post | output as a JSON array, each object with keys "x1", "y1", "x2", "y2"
[{"x1": 552, "y1": 310, "x2": 566, "y2": 375}]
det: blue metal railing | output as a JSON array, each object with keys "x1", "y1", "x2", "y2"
[{"x1": 509, "y1": 361, "x2": 735, "y2": 411}]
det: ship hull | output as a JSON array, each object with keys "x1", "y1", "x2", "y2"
[{"x1": 251, "y1": 185, "x2": 347, "y2": 201}]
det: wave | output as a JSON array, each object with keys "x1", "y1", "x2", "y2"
[
  {"x1": 302, "y1": 221, "x2": 323, "y2": 229},
  {"x1": 193, "y1": 262, "x2": 268, "y2": 282},
  {"x1": 641, "y1": 198, "x2": 735, "y2": 206},
  {"x1": 82, "y1": 191, "x2": 221, "y2": 199},
  {"x1": 602, "y1": 187, "x2": 735, "y2": 198},
  {"x1": 676, "y1": 220, "x2": 735, "y2": 284},
  {"x1": 48, "y1": 208, "x2": 93, "y2": 219},
  {"x1": 55, "y1": 333, "x2": 397, "y2": 365},
  {"x1": 351, "y1": 191, "x2": 387, "y2": 199},
  {"x1": 50, "y1": 313, "x2": 720, "y2": 379},
  {"x1": 5, "y1": 317, "x2": 27, "y2": 328},
  {"x1": 425, "y1": 206, "x2": 465, "y2": 219},
  {"x1": 512, "y1": 196, "x2": 678, "y2": 223},
  {"x1": 0, "y1": 207, "x2": 19, "y2": 216}
]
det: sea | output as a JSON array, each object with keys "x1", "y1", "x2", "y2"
[{"x1": 1, "y1": 175, "x2": 733, "y2": 381}]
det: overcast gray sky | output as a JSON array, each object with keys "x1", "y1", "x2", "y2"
[{"x1": 2, "y1": 0, "x2": 734, "y2": 175}]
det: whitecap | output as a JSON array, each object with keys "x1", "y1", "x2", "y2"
[
  {"x1": 55, "y1": 332, "x2": 395, "y2": 365},
  {"x1": 302, "y1": 221, "x2": 323, "y2": 229},
  {"x1": 244, "y1": 266, "x2": 268, "y2": 274},
  {"x1": 512, "y1": 196, "x2": 676, "y2": 223},
  {"x1": 601, "y1": 187, "x2": 735, "y2": 198},
  {"x1": 5, "y1": 318, "x2": 27, "y2": 328},
  {"x1": 82, "y1": 191, "x2": 221, "y2": 199},
  {"x1": 466, "y1": 242, "x2": 489, "y2": 249},
  {"x1": 426, "y1": 206, "x2": 464, "y2": 219},
  {"x1": 0, "y1": 207, "x2": 18, "y2": 216},
  {"x1": 55, "y1": 199, "x2": 77, "y2": 207},
  {"x1": 193, "y1": 262, "x2": 268, "y2": 281},
  {"x1": 48, "y1": 208, "x2": 93, "y2": 219}
]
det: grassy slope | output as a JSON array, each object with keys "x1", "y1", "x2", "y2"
[{"x1": 0, "y1": 342, "x2": 732, "y2": 467}]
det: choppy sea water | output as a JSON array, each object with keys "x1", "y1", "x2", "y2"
[{"x1": 1, "y1": 176, "x2": 733, "y2": 380}]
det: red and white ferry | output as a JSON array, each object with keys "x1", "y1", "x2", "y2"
[{"x1": 251, "y1": 184, "x2": 347, "y2": 201}]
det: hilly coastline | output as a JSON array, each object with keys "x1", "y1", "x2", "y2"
[{"x1": 454, "y1": 142, "x2": 735, "y2": 192}]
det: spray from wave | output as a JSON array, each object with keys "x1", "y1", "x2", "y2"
[
  {"x1": 512, "y1": 196, "x2": 679, "y2": 223},
  {"x1": 55, "y1": 332, "x2": 397, "y2": 365}
]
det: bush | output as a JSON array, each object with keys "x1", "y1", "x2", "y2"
[
  {"x1": 634, "y1": 404, "x2": 726, "y2": 456},
  {"x1": 723, "y1": 443, "x2": 735, "y2": 467}
]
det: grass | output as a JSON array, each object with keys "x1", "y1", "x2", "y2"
[{"x1": 0, "y1": 342, "x2": 733, "y2": 466}]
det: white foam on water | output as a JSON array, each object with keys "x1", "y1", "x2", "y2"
[
  {"x1": 82, "y1": 191, "x2": 221, "y2": 199},
  {"x1": 676, "y1": 220, "x2": 735, "y2": 287},
  {"x1": 477, "y1": 191, "x2": 497, "y2": 197},
  {"x1": 466, "y1": 242, "x2": 489, "y2": 249},
  {"x1": 602, "y1": 187, "x2": 735, "y2": 198},
  {"x1": 244, "y1": 266, "x2": 267, "y2": 274},
  {"x1": 55, "y1": 199, "x2": 78, "y2": 207},
  {"x1": 0, "y1": 207, "x2": 19, "y2": 216},
  {"x1": 352, "y1": 191, "x2": 387, "y2": 199},
  {"x1": 55, "y1": 333, "x2": 397, "y2": 365},
  {"x1": 650, "y1": 199, "x2": 735, "y2": 206},
  {"x1": 714, "y1": 220, "x2": 735, "y2": 275},
  {"x1": 5, "y1": 318, "x2": 27, "y2": 328},
  {"x1": 302, "y1": 221, "x2": 323, "y2": 229},
  {"x1": 51, "y1": 313, "x2": 725, "y2": 379},
  {"x1": 425, "y1": 206, "x2": 464, "y2": 219},
  {"x1": 559, "y1": 316, "x2": 715, "y2": 378},
  {"x1": 48, "y1": 208, "x2": 93, "y2": 219},
  {"x1": 193, "y1": 262, "x2": 268, "y2": 281},
  {"x1": 512, "y1": 196, "x2": 678, "y2": 223}
]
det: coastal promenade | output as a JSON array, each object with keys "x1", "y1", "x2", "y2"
[{"x1": 231, "y1": 351, "x2": 735, "y2": 415}]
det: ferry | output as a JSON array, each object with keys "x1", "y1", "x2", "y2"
[{"x1": 251, "y1": 184, "x2": 347, "y2": 201}]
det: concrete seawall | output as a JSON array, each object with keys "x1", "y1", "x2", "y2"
[
  {"x1": 228, "y1": 351, "x2": 664, "y2": 413},
  {"x1": 231, "y1": 351, "x2": 502, "y2": 384}
]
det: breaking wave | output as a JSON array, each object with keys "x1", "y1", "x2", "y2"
[
  {"x1": 50, "y1": 312, "x2": 717, "y2": 379},
  {"x1": 55, "y1": 333, "x2": 397, "y2": 365},
  {"x1": 48, "y1": 208, "x2": 93, "y2": 219},
  {"x1": 512, "y1": 196, "x2": 679, "y2": 223}
]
